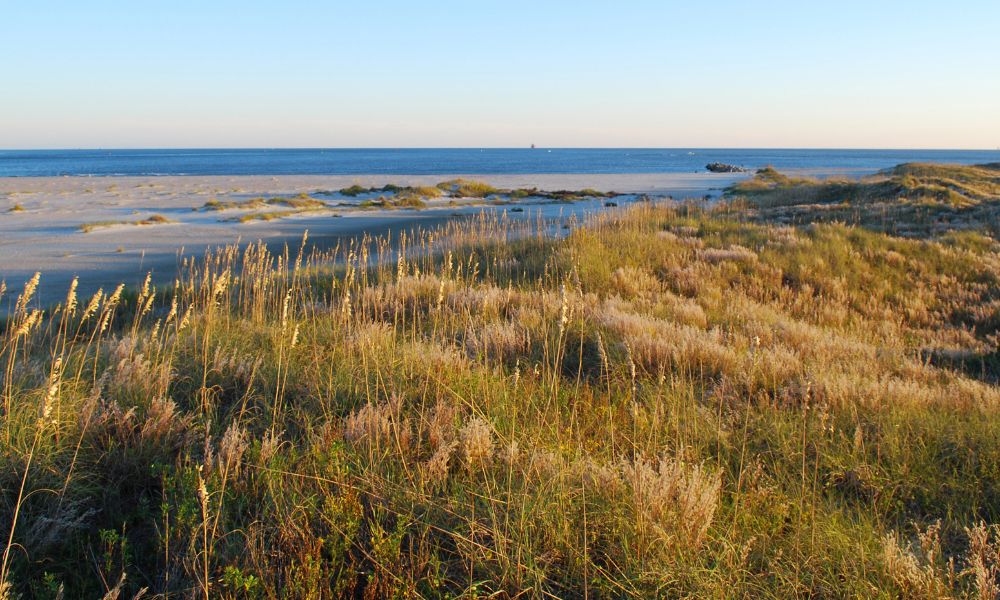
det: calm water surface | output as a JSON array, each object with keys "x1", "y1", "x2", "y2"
[{"x1": 1, "y1": 148, "x2": 997, "y2": 177}]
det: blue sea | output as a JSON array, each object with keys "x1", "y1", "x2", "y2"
[{"x1": 0, "y1": 148, "x2": 997, "y2": 178}]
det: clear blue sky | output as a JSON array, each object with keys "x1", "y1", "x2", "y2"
[{"x1": 2, "y1": 1, "x2": 998, "y2": 149}]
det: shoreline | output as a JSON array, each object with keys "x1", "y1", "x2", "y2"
[
  {"x1": 0, "y1": 172, "x2": 757, "y2": 308},
  {"x1": 0, "y1": 171, "x2": 750, "y2": 192},
  {"x1": 0, "y1": 166, "x2": 885, "y2": 309}
]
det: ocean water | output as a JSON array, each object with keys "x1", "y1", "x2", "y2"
[{"x1": 0, "y1": 148, "x2": 997, "y2": 177}]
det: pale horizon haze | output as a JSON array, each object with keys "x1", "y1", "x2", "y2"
[{"x1": 2, "y1": 0, "x2": 999, "y2": 150}]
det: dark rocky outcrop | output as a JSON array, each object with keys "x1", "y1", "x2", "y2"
[{"x1": 706, "y1": 162, "x2": 750, "y2": 173}]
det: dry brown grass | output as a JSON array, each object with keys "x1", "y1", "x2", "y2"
[{"x1": 3, "y1": 183, "x2": 1000, "y2": 597}]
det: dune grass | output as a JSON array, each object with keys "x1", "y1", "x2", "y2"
[
  {"x1": 203, "y1": 195, "x2": 327, "y2": 212},
  {"x1": 4, "y1": 174, "x2": 1000, "y2": 597},
  {"x1": 279, "y1": 194, "x2": 327, "y2": 209},
  {"x1": 359, "y1": 194, "x2": 429, "y2": 210},
  {"x1": 436, "y1": 178, "x2": 499, "y2": 198},
  {"x1": 232, "y1": 208, "x2": 330, "y2": 223},
  {"x1": 338, "y1": 184, "x2": 369, "y2": 197},
  {"x1": 726, "y1": 163, "x2": 1000, "y2": 237},
  {"x1": 517, "y1": 187, "x2": 619, "y2": 201},
  {"x1": 340, "y1": 184, "x2": 443, "y2": 199},
  {"x1": 235, "y1": 210, "x2": 296, "y2": 223},
  {"x1": 339, "y1": 181, "x2": 611, "y2": 207},
  {"x1": 202, "y1": 197, "x2": 268, "y2": 211},
  {"x1": 78, "y1": 214, "x2": 174, "y2": 233}
]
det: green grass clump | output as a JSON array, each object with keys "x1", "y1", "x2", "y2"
[
  {"x1": 341, "y1": 185, "x2": 441, "y2": 202},
  {"x1": 6, "y1": 162, "x2": 1000, "y2": 597},
  {"x1": 358, "y1": 193, "x2": 428, "y2": 210},
  {"x1": 339, "y1": 184, "x2": 369, "y2": 197},
  {"x1": 437, "y1": 178, "x2": 498, "y2": 198},
  {"x1": 391, "y1": 193, "x2": 428, "y2": 209},
  {"x1": 234, "y1": 208, "x2": 324, "y2": 223},
  {"x1": 336, "y1": 182, "x2": 610, "y2": 206},
  {"x1": 204, "y1": 196, "x2": 326, "y2": 211},
  {"x1": 237, "y1": 211, "x2": 287, "y2": 223},
  {"x1": 536, "y1": 188, "x2": 616, "y2": 201},
  {"x1": 275, "y1": 195, "x2": 326, "y2": 209},
  {"x1": 78, "y1": 214, "x2": 174, "y2": 232},
  {"x1": 357, "y1": 196, "x2": 389, "y2": 209},
  {"x1": 201, "y1": 197, "x2": 267, "y2": 211},
  {"x1": 503, "y1": 186, "x2": 618, "y2": 202},
  {"x1": 407, "y1": 185, "x2": 444, "y2": 198}
]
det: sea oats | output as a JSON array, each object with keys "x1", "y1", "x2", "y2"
[
  {"x1": 64, "y1": 277, "x2": 78, "y2": 316},
  {"x1": 558, "y1": 283, "x2": 570, "y2": 333},
  {"x1": 148, "y1": 318, "x2": 162, "y2": 341},
  {"x1": 140, "y1": 293, "x2": 155, "y2": 318},
  {"x1": 436, "y1": 278, "x2": 446, "y2": 311},
  {"x1": 41, "y1": 357, "x2": 62, "y2": 423},
  {"x1": 6, "y1": 170, "x2": 1000, "y2": 595},
  {"x1": 280, "y1": 289, "x2": 292, "y2": 331},
  {"x1": 341, "y1": 288, "x2": 352, "y2": 321},
  {"x1": 178, "y1": 306, "x2": 193, "y2": 331},
  {"x1": 107, "y1": 283, "x2": 124, "y2": 307},
  {"x1": 15, "y1": 271, "x2": 41, "y2": 314},
  {"x1": 165, "y1": 295, "x2": 178, "y2": 323},
  {"x1": 81, "y1": 289, "x2": 103, "y2": 322},
  {"x1": 14, "y1": 309, "x2": 42, "y2": 337}
]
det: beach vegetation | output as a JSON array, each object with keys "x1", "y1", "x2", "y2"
[
  {"x1": 202, "y1": 197, "x2": 268, "y2": 211},
  {"x1": 507, "y1": 187, "x2": 617, "y2": 201},
  {"x1": 339, "y1": 185, "x2": 369, "y2": 197},
  {"x1": 78, "y1": 214, "x2": 174, "y2": 232},
  {"x1": 234, "y1": 208, "x2": 323, "y2": 223},
  {"x1": 340, "y1": 184, "x2": 443, "y2": 201},
  {"x1": 359, "y1": 193, "x2": 428, "y2": 210},
  {"x1": 726, "y1": 162, "x2": 1000, "y2": 237},
  {"x1": 277, "y1": 195, "x2": 326, "y2": 209},
  {"x1": 391, "y1": 193, "x2": 429, "y2": 209},
  {"x1": 5, "y1": 163, "x2": 1000, "y2": 597},
  {"x1": 203, "y1": 196, "x2": 327, "y2": 212},
  {"x1": 408, "y1": 185, "x2": 444, "y2": 198},
  {"x1": 436, "y1": 178, "x2": 498, "y2": 197}
]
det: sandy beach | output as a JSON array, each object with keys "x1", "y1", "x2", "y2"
[{"x1": 0, "y1": 172, "x2": 747, "y2": 307}]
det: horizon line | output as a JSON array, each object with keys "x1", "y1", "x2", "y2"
[{"x1": 2, "y1": 146, "x2": 999, "y2": 152}]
